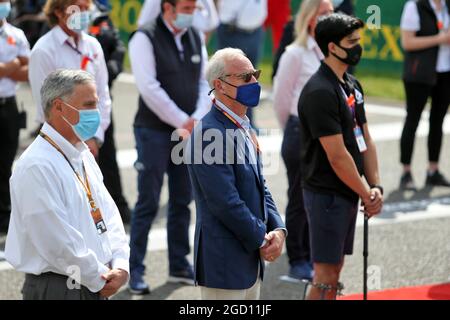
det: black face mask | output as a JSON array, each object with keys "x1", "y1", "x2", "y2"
[{"x1": 331, "y1": 43, "x2": 363, "y2": 66}]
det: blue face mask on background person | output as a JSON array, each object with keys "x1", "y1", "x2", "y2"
[
  {"x1": 0, "y1": 2, "x2": 11, "y2": 19},
  {"x1": 221, "y1": 80, "x2": 262, "y2": 108},
  {"x1": 67, "y1": 11, "x2": 92, "y2": 33},
  {"x1": 173, "y1": 12, "x2": 194, "y2": 29},
  {"x1": 62, "y1": 102, "x2": 100, "y2": 141}
]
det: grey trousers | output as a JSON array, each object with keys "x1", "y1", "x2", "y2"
[{"x1": 22, "y1": 272, "x2": 103, "y2": 300}]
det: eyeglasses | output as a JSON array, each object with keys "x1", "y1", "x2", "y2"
[{"x1": 222, "y1": 70, "x2": 261, "y2": 83}]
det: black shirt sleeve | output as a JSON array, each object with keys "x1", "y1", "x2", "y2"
[{"x1": 301, "y1": 89, "x2": 342, "y2": 139}]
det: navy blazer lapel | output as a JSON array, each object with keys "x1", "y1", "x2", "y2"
[{"x1": 212, "y1": 107, "x2": 263, "y2": 187}]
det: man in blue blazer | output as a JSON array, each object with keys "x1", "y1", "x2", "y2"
[{"x1": 185, "y1": 48, "x2": 287, "y2": 300}]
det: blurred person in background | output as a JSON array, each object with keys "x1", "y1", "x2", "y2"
[
  {"x1": 128, "y1": 0, "x2": 211, "y2": 295},
  {"x1": 89, "y1": 0, "x2": 131, "y2": 223},
  {"x1": 28, "y1": 0, "x2": 112, "y2": 166},
  {"x1": 273, "y1": 0, "x2": 333, "y2": 282},
  {"x1": 399, "y1": 0, "x2": 450, "y2": 190},
  {"x1": 215, "y1": 0, "x2": 267, "y2": 128},
  {"x1": 264, "y1": 0, "x2": 291, "y2": 54},
  {"x1": 272, "y1": 0, "x2": 353, "y2": 79},
  {"x1": 137, "y1": 0, "x2": 219, "y2": 34},
  {"x1": 0, "y1": 0, "x2": 30, "y2": 233},
  {"x1": 10, "y1": 0, "x2": 47, "y2": 48}
]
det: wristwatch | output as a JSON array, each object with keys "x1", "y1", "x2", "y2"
[{"x1": 370, "y1": 184, "x2": 384, "y2": 195}]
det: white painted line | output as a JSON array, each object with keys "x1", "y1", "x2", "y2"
[
  {"x1": 0, "y1": 203, "x2": 448, "y2": 273},
  {"x1": 116, "y1": 105, "x2": 450, "y2": 169}
]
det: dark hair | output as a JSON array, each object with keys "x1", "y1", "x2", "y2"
[
  {"x1": 315, "y1": 13, "x2": 364, "y2": 57},
  {"x1": 161, "y1": 0, "x2": 177, "y2": 12}
]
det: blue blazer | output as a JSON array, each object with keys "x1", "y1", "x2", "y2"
[{"x1": 186, "y1": 107, "x2": 285, "y2": 290}]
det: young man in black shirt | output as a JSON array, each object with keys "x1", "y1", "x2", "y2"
[{"x1": 298, "y1": 13, "x2": 383, "y2": 300}]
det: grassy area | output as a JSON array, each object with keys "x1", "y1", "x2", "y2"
[{"x1": 258, "y1": 60, "x2": 405, "y2": 102}]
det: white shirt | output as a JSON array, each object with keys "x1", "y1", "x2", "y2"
[
  {"x1": 217, "y1": 0, "x2": 267, "y2": 31},
  {"x1": 0, "y1": 20, "x2": 30, "y2": 98},
  {"x1": 5, "y1": 123, "x2": 130, "y2": 293},
  {"x1": 137, "y1": 0, "x2": 219, "y2": 32},
  {"x1": 29, "y1": 26, "x2": 112, "y2": 142},
  {"x1": 400, "y1": 0, "x2": 450, "y2": 72},
  {"x1": 273, "y1": 37, "x2": 324, "y2": 128},
  {"x1": 129, "y1": 19, "x2": 211, "y2": 129}
]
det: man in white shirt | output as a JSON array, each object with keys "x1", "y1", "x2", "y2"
[
  {"x1": 137, "y1": 0, "x2": 219, "y2": 32},
  {"x1": 216, "y1": 0, "x2": 268, "y2": 127},
  {"x1": 0, "y1": 0, "x2": 30, "y2": 233},
  {"x1": 5, "y1": 69, "x2": 129, "y2": 300},
  {"x1": 128, "y1": 0, "x2": 210, "y2": 295},
  {"x1": 29, "y1": 0, "x2": 111, "y2": 158}
]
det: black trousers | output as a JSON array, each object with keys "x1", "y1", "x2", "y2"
[
  {"x1": 280, "y1": 116, "x2": 310, "y2": 265},
  {"x1": 98, "y1": 113, "x2": 129, "y2": 218},
  {"x1": 0, "y1": 97, "x2": 19, "y2": 231},
  {"x1": 400, "y1": 72, "x2": 450, "y2": 165}
]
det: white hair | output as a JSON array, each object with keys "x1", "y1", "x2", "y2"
[
  {"x1": 206, "y1": 48, "x2": 247, "y2": 88},
  {"x1": 41, "y1": 69, "x2": 95, "y2": 119}
]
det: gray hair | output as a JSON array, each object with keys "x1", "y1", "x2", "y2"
[
  {"x1": 205, "y1": 48, "x2": 247, "y2": 88},
  {"x1": 41, "y1": 69, "x2": 95, "y2": 119}
]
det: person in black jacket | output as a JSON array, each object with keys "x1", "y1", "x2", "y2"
[
  {"x1": 90, "y1": 0, "x2": 131, "y2": 223},
  {"x1": 399, "y1": 0, "x2": 450, "y2": 190}
]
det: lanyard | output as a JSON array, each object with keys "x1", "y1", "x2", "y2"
[
  {"x1": 339, "y1": 84, "x2": 358, "y2": 127},
  {"x1": 64, "y1": 40, "x2": 93, "y2": 70},
  {"x1": 213, "y1": 101, "x2": 261, "y2": 154},
  {"x1": 39, "y1": 131, "x2": 107, "y2": 234}
]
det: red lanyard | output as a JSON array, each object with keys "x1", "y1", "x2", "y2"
[{"x1": 213, "y1": 101, "x2": 261, "y2": 154}]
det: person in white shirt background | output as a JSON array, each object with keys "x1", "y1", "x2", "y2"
[
  {"x1": 272, "y1": 0, "x2": 333, "y2": 283},
  {"x1": 28, "y1": 0, "x2": 111, "y2": 159},
  {"x1": 0, "y1": 0, "x2": 30, "y2": 234},
  {"x1": 399, "y1": 0, "x2": 450, "y2": 190},
  {"x1": 5, "y1": 69, "x2": 129, "y2": 300},
  {"x1": 215, "y1": 0, "x2": 267, "y2": 128},
  {"x1": 127, "y1": 0, "x2": 211, "y2": 295},
  {"x1": 137, "y1": 0, "x2": 219, "y2": 34}
]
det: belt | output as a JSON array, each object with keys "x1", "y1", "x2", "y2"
[
  {"x1": 222, "y1": 23, "x2": 260, "y2": 34},
  {"x1": 0, "y1": 96, "x2": 16, "y2": 105}
]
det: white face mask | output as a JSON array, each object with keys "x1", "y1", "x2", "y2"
[
  {"x1": 67, "y1": 11, "x2": 92, "y2": 33},
  {"x1": 173, "y1": 12, "x2": 194, "y2": 29}
]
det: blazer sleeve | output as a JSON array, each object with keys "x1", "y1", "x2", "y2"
[{"x1": 263, "y1": 180, "x2": 286, "y2": 232}]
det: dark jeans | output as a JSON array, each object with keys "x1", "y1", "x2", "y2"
[
  {"x1": 217, "y1": 23, "x2": 264, "y2": 126},
  {"x1": 0, "y1": 97, "x2": 19, "y2": 231},
  {"x1": 400, "y1": 72, "x2": 450, "y2": 165},
  {"x1": 22, "y1": 272, "x2": 102, "y2": 300},
  {"x1": 98, "y1": 113, "x2": 129, "y2": 218},
  {"x1": 129, "y1": 127, "x2": 192, "y2": 278},
  {"x1": 280, "y1": 116, "x2": 310, "y2": 265}
]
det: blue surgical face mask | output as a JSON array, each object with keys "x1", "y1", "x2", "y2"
[
  {"x1": 62, "y1": 102, "x2": 100, "y2": 141},
  {"x1": 67, "y1": 11, "x2": 92, "y2": 33},
  {"x1": 173, "y1": 12, "x2": 194, "y2": 29},
  {"x1": 0, "y1": 2, "x2": 11, "y2": 20},
  {"x1": 221, "y1": 80, "x2": 261, "y2": 108}
]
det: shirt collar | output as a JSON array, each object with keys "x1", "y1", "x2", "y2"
[
  {"x1": 0, "y1": 19, "x2": 8, "y2": 34},
  {"x1": 53, "y1": 25, "x2": 86, "y2": 47},
  {"x1": 40, "y1": 122, "x2": 89, "y2": 164},
  {"x1": 429, "y1": 0, "x2": 446, "y2": 12},
  {"x1": 215, "y1": 99, "x2": 251, "y2": 131}
]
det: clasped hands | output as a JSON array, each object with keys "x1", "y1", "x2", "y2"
[
  {"x1": 361, "y1": 187, "x2": 383, "y2": 218},
  {"x1": 260, "y1": 230, "x2": 285, "y2": 263}
]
